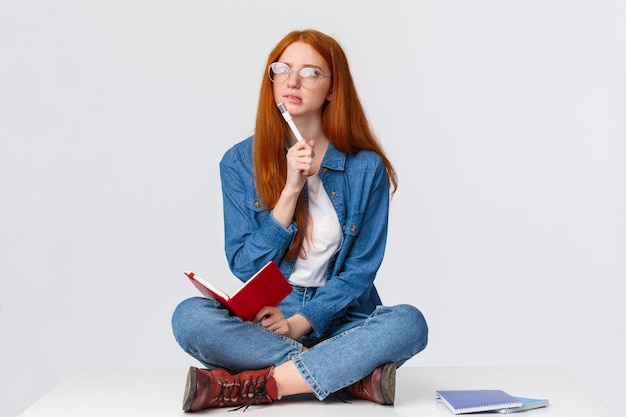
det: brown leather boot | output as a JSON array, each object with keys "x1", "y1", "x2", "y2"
[
  {"x1": 182, "y1": 366, "x2": 279, "y2": 412},
  {"x1": 339, "y1": 362, "x2": 396, "y2": 405}
]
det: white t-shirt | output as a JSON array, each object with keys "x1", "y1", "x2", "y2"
[{"x1": 288, "y1": 173, "x2": 342, "y2": 288}]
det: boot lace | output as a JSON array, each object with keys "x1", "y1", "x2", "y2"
[{"x1": 213, "y1": 374, "x2": 269, "y2": 412}]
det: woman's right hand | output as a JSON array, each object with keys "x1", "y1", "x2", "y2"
[
  {"x1": 284, "y1": 139, "x2": 316, "y2": 194},
  {"x1": 271, "y1": 139, "x2": 315, "y2": 228}
]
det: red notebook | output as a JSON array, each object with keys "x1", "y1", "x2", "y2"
[{"x1": 184, "y1": 261, "x2": 292, "y2": 321}]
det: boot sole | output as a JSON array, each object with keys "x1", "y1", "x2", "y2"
[
  {"x1": 182, "y1": 366, "x2": 198, "y2": 411},
  {"x1": 380, "y1": 362, "x2": 396, "y2": 405}
]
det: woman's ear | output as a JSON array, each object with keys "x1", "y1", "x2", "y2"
[{"x1": 326, "y1": 90, "x2": 333, "y2": 102}]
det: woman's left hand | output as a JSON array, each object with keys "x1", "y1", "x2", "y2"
[
  {"x1": 254, "y1": 307, "x2": 312, "y2": 339},
  {"x1": 254, "y1": 306, "x2": 290, "y2": 335}
]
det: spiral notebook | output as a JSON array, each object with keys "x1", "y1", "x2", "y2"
[
  {"x1": 436, "y1": 390, "x2": 523, "y2": 414},
  {"x1": 495, "y1": 396, "x2": 549, "y2": 413}
]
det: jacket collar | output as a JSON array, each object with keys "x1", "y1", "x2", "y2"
[{"x1": 320, "y1": 141, "x2": 346, "y2": 171}]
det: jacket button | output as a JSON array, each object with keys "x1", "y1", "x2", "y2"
[
  {"x1": 330, "y1": 191, "x2": 336, "y2": 198},
  {"x1": 350, "y1": 225, "x2": 357, "y2": 232},
  {"x1": 254, "y1": 202, "x2": 260, "y2": 208}
]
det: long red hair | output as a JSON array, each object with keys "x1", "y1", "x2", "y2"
[{"x1": 254, "y1": 29, "x2": 398, "y2": 260}]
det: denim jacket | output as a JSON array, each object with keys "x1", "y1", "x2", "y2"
[{"x1": 219, "y1": 136, "x2": 390, "y2": 338}]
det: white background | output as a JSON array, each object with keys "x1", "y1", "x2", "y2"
[{"x1": 1, "y1": 1, "x2": 624, "y2": 416}]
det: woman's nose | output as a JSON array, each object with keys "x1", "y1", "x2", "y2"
[{"x1": 287, "y1": 70, "x2": 300, "y2": 88}]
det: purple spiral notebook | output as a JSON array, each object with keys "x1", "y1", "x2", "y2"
[{"x1": 436, "y1": 390, "x2": 523, "y2": 414}]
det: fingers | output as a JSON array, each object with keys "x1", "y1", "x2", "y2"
[
  {"x1": 267, "y1": 322, "x2": 288, "y2": 334},
  {"x1": 253, "y1": 306, "x2": 291, "y2": 335},
  {"x1": 287, "y1": 140, "x2": 315, "y2": 174},
  {"x1": 254, "y1": 306, "x2": 272, "y2": 323},
  {"x1": 255, "y1": 306, "x2": 283, "y2": 325}
]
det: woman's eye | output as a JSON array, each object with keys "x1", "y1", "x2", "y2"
[
  {"x1": 300, "y1": 68, "x2": 319, "y2": 78},
  {"x1": 275, "y1": 64, "x2": 290, "y2": 73}
]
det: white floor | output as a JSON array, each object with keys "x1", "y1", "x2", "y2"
[{"x1": 18, "y1": 366, "x2": 617, "y2": 417}]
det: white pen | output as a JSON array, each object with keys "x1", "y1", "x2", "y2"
[{"x1": 277, "y1": 102, "x2": 305, "y2": 142}]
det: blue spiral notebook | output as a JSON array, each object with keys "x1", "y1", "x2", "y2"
[
  {"x1": 494, "y1": 396, "x2": 549, "y2": 413},
  {"x1": 436, "y1": 390, "x2": 523, "y2": 414}
]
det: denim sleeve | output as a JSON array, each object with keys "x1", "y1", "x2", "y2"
[
  {"x1": 298, "y1": 156, "x2": 390, "y2": 337},
  {"x1": 220, "y1": 144, "x2": 297, "y2": 282}
]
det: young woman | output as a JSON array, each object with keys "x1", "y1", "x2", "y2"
[{"x1": 171, "y1": 29, "x2": 428, "y2": 411}]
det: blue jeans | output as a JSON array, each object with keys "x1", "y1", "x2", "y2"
[{"x1": 171, "y1": 286, "x2": 428, "y2": 400}]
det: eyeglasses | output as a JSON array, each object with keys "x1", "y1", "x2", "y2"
[{"x1": 268, "y1": 62, "x2": 331, "y2": 90}]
